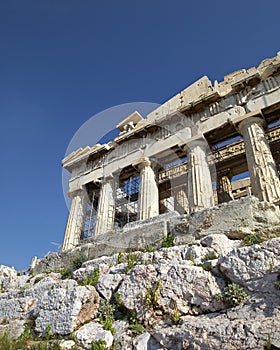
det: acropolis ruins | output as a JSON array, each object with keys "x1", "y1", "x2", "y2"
[{"x1": 61, "y1": 53, "x2": 280, "y2": 252}]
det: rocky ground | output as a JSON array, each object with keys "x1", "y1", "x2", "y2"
[{"x1": 0, "y1": 233, "x2": 279, "y2": 349}]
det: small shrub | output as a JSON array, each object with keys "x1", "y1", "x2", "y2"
[
  {"x1": 19, "y1": 324, "x2": 33, "y2": 341},
  {"x1": 98, "y1": 299, "x2": 115, "y2": 335},
  {"x1": 60, "y1": 268, "x2": 72, "y2": 279},
  {"x1": 81, "y1": 266, "x2": 100, "y2": 287},
  {"x1": 144, "y1": 279, "x2": 162, "y2": 309},
  {"x1": 172, "y1": 306, "x2": 181, "y2": 324},
  {"x1": 187, "y1": 252, "x2": 195, "y2": 263},
  {"x1": 202, "y1": 251, "x2": 218, "y2": 262},
  {"x1": 269, "y1": 261, "x2": 274, "y2": 272},
  {"x1": 129, "y1": 322, "x2": 145, "y2": 336},
  {"x1": 201, "y1": 264, "x2": 213, "y2": 271},
  {"x1": 117, "y1": 252, "x2": 124, "y2": 264},
  {"x1": 43, "y1": 324, "x2": 52, "y2": 341},
  {"x1": 218, "y1": 283, "x2": 247, "y2": 306},
  {"x1": 161, "y1": 234, "x2": 174, "y2": 248},
  {"x1": 124, "y1": 252, "x2": 139, "y2": 273},
  {"x1": 72, "y1": 253, "x2": 88, "y2": 270},
  {"x1": 34, "y1": 276, "x2": 44, "y2": 284},
  {"x1": 91, "y1": 339, "x2": 107, "y2": 350},
  {"x1": 242, "y1": 234, "x2": 262, "y2": 246}
]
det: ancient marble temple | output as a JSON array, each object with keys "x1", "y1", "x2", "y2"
[{"x1": 61, "y1": 53, "x2": 280, "y2": 251}]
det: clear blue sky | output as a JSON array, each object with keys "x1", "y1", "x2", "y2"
[{"x1": 0, "y1": 0, "x2": 279, "y2": 270}]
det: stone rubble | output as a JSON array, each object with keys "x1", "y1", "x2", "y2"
[{"x1": 0, "y1": 232, "x2": 279, "y2": 349}]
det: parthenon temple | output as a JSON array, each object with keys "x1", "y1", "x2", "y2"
[{"x1": 62, "y1": 53, "x2": 280, "y2": 251}]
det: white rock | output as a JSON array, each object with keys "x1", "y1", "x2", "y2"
[
  {"x1": 133, "y1": 332, "x2": 151, "y2": 350},
  {"x1": 96, "y1": 273, "x2": 123, "y2": 300},
  {"x1": 60, "y1": 339, "x2": 76, "y2": 349},
  {"x1": 75, "y1": 321, "x2": 113, "y2": 349}
]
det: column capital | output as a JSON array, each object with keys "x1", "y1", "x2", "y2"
[
  {"x1": 133, "y1": 157, "x2": 152, "y2": 170},
  {"x1": 183, "y1": 136, "x2": 209, "y2": 153},
  {"x1": 67, "y1": 186, "x2": 86, "y2": 199},
  {"x1": 237, "y1": 116, "x2": 265, "y2": 135}
]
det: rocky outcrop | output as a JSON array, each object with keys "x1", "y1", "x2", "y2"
[
  {"x1": 0, "y1": 231, "x2": 280, "y2": 349},
  {"x1": 32, "y1": 196, "x2": 280, "y2": 274}
]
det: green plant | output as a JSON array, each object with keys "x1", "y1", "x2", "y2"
[
  {"x1": 44, "y1": 324, "x2": 52, "y2": 341},
  {"x1": 144, "y1": 279, "x2": 162, "y2": 309},
  {"x1": 72, "y1": 253, "x2": 88, "y2": 270},
  {"x1": 60, "y1": 268, "x2": 72, "y2": 279},
  {"x1": 91, "y1": 339, "x2": 107, "y2": 350},
  {"x1": 81, "y1": 266, "x2": 100, "y2": 287},
  {"x1": 34, "y1": 276, "x2": 44, "y2": 284},
  {"x1": 242, "y1": 233, "x2": 262, "y2": 246},
  {"x1": 218, "y1": 283, "x2": 247, "y2": 306},
  {"x1": 269, "y1": 261, "x2": 274, "y2": 272},
  {"x1": 117, "y1": 252, "x2": 124, "y2": 264},
  {"x1": 202, "y1": 251, "x2": 218, "y2": 262},
  {"x1": 129, "y1": 322, "x2": 145, "y2": 336},
  {"x1": 19, "y1": 324, "x2": 33, "y2": 341},
  {"x1": 187, "y1": 252, "x2": 195, "y2": 263},
  {"x1": 124, "y1": 252, "x2": 139, "y2": 273},
  {"x1": 172, "y1": 306, "x2": 181, "y2": 324},
  {"x1": 161, "y1": 234, "x2": 174, "y2": 248},
  {"x1": 98, "y1": 299, "x2": 115, "y2": 335}
]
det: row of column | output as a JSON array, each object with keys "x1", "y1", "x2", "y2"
[{"x1": 62, "y1": 115, "x2": 280, "y2": 251}]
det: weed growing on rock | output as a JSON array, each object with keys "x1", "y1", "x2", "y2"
[
  {"x1": 60, "y1": 268, "x2": 72, "y2": 279},
  {"x1": 171, "y1": 305, "x2": 181, "y2": 324},
  {"x1": 144, "y1": 279, "x2": 162, "y2": 309},
  {"x1": 202, "y1": 251, "x2": 218, "y2": 262},
  {"x1": 124, "y1": 252, "x2": 139, "y2": 273},
  {"x1": 98, "y1": 299, "x2": 116, "y2": 335},
  {"x1": 81, "y1": 266, "x2": 100, "y2": 287},
  {"x1": 91, "y1": 339, "x2": 107, "y2": 350},
  {"x1": 72, "y1": 253, "x2": 88, "y2": 270},
  {"x1": 117, "y1": 252, "x2": 124, "y2": 264},
  {"x1": 217, "y1": 283, "x2": 247, "y2": 307},
  {"x1": 161, "y1": 234, "x2": 174, "y2": 248},
  {"x1": 0, "y1": 332, "x2": 61, "y2": 350},
  {"x1": 242, "y1": 233, "x2": 262, "y2": 246},
  {"x1": 44, "y1": 324, "x2": 52, "y2": 341}
]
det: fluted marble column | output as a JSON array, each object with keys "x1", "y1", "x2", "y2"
[
  {"x1": 186, "y1": 138, "x2": 214, "y2": 212},
  {"x1": 217, "y1": 170, "x2": 234, "y2": 203},
  {"x1": 137, "y1": 158, "x2": 159, "y2": 220},
  {"x1": 238, "y1": 116, "x2": 280, "y2": 202},
  {"x1": 94, "y1": 175, "x2": 116, "y2": 236},
  {"x1": 173, "y1": 186, "x2": 189, "y2": 214},
  {"x1": 62, "y1": 187, "x2": 88, "y2": 251}
]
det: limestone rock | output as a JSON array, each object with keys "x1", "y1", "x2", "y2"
[
  {"x1": 133, "y1": 332, "x2": 162, "y2": 350},
  {"x1": 0, "y1": 319, "x2": 26, "y2": 339},
  {"x1": 75, "y1": 321, "x2": 113, "y2": 349},
  {"x1": 118, "y1": 262, "x2": 226, "y2": 322},
  {"x1": 96, "y1": 273, "x2": 124, "y2": 300},
  {"x1": 113, "y1": 319, "x2": 133, "y2": 350},
  {"x1": 200, "y1": 233, "x2": 239, "y2": 255},
  {"x1": 59, "y1": 339, "x2": 76, "y2": 349},
  {"x1": 34, "y1": 281, "x2": 100, "y2": 335},
  {"x1": 219, "y1": 237, "x2": 280, "y2": 293}
]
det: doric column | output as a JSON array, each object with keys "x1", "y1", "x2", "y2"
[
  {"x1": 186, "y1": 138, "x2": 214, "y2": 212},
  {"x1": 136, "y1": 157, "x2": 159, "y2": 220},
  {"x1": 173, "y1": 186, "x2": 189, "y2": 214},
  {"x1": 62, "y1": 187, "x2": 88, "y2": 251},
  {"x1": 94, "y1": 175, "x2": 116, "y2": 236},
  {"x1": 238, "y1": 116, "x2": 280, "y2": 202},
  {"x1": 217, "y1": 170, "x2": 234, "y2": 203}
]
